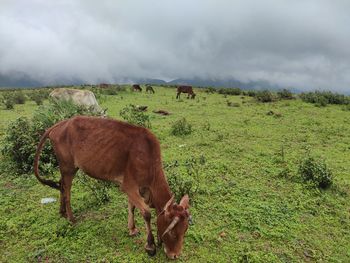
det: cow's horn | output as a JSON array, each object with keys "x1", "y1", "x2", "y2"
[
  {"x1": 163, "y1": 195, "x2": 175, "y2": 212},
  {"x1": 162, "y1": 216, "x2": 180, "y2": 238}
]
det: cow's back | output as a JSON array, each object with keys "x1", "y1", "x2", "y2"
[
  {"x1": 49, "y1": 116, "x2": 159, "y2": 184},
  {"x1": 178, "y1": 85, "x2": 193, "y2": 93}
]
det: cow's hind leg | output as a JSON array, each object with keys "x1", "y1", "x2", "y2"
[
  {"x1": 61, "y1": 171, "x2": 77, "y2": 222},
  {"x1": 128, "y1": 199, "x2": 140, "y2": 236},
  {"x1": 57, "y1": 160, "x2": 77, "y2": 222}
]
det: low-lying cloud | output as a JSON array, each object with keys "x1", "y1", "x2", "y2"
[{"x1": 1, "y1": 0, "x2": 350, "y2": 92}]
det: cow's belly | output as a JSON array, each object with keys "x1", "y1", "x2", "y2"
[
  {"x1": 80, "y1": 168, "x2": 125, "y2": 185},
  {"x1": 75, "y1": 159, "x2": 125, "y2": 185}
]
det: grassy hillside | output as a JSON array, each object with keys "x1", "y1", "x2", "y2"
[{"x1": 1, "y1": 87, "x2": 349, "y2": 262}]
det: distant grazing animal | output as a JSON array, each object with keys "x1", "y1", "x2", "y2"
[
  {"x1": 49, "y1": 88, "x2": 104, "y2": 114},
  {"x1": 132, "y1": 84, "x2": 142, "y2": 92},
  {"x1": 146, "y1": 84, "x2": 155, "y2": 94},
  {"x1": 176, "y1": 85, "x2": 196, "y2": 99},
  {"x1": 34, "y1": 116, "x2": 191, "y2": 259},
  {"x1": 99, "y1": 83, "x2": 110, "y2": 88},
  {"x1": 153, "y1": 110, "x2": 170, "y2": 115}
]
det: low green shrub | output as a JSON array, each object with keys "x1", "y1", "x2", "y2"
[
  {"x1": 315, "y1": 96, "x2": 328, "y2": 107},
  {"x1": 76, "y1": 171, "x2": 113, "y2": 205},
  {"x1": 217, "y1": 87, "x2": 241, "y2": 96},
  {"x1": 300, "y1": 91, "x2": 350, "y2": 106},
  {"x1": 12, "y1": 91, "x2": 27, "y2": 104},
  {"x1": 205, "y1": 87, "x2": 216, "y2": 93},
  {"x1": 99, "y1": 85, "x2": 125, "y2": 95},
  {"x1": 1, "y1": 92, "x2": 15, "y2": 109},
  {"x1": 164, "y1": 156, "x2": 204, "y2": 201},
  {"x1": 255, "y1": 90, "x2": 275, "y2": 102},
  {"x1": 28, "y1": 91, "x2": 47, "y2": 105},
  {"x1": 247, "y1": 90, "x2": 257, "y2": 97},
  {"x1": 171, "y1": 118, "x2": 192, "y2": 136},
  {"x1": 1, "y1": 117, "x2": 35, "y2": 173},
  {"x1": 1, "y1": 99, "x2": 100, "y2": 174},
  {"x1": 119, "y1": 104, "x2": 151, "y2": 128},
  {"x1": 298, "y1": 155, "x2": 333, "y2": 189},
  {"x1": 277, "y1": 89, "x2": 294, "y2": 100}
]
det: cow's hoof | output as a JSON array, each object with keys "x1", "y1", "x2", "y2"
[
  {"x1": 129, "y1": 228, "x2": 140, "y2": 236},
  {"x1": 145, "y1": 244, "x2": 156, "y2": 256},
  {"x1": 68, "y1": 217, "x2": 76, "y2": 224}
]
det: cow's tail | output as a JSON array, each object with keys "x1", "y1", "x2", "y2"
[{"x1": 34, "y1": 121, "x2": 66, "y2": 190}]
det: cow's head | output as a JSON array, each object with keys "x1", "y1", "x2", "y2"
[
  {"x1": 191, "y1": 93, "x2": 196, "y2": 99},
  {"x1": 157, "y1": 195, "x2": 190, "y2": 259}
]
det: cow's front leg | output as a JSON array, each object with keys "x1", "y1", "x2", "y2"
[
  {"x1": 126, "y1": 189, "x2": 156, "y2": 256},
  {"x1": 143, "y1": 210, "x2": 156, "y2": 256},
  {"x1": 128, "y1": 199, "x2": 139, "y2": 236}
]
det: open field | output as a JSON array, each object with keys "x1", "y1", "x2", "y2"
[{"x1": 1, "y1": 86, "x2": 350, "y2": 262}]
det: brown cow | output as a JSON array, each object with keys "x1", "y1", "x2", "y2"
[
  {"x1": 34, "y1": 116, "x2": 190, "y2": 259},
  {"x1": 99, "y1": 83, "x2": 110, "y2": 88},
  {"x1": 176, "y1": 85, "x2": 196, "y2": 99},
  {"x1": 146, "y1": 84, "x2": 155, "y2": 94},
  {"x1": 132, "y1": 84, "x2": 142, "y2": 92}
]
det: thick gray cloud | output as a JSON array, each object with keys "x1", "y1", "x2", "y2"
[{"x1": 0, "y1": 0, "x2": 350, "y2": 91}]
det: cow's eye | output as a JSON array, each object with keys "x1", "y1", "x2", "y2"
[{"x1": 168, "y1": 230, "x2": 176, "y2": 238}]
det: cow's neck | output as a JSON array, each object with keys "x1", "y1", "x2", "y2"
[{"x1": 151, "y1": 170, "x2": 172, "y2": 215}]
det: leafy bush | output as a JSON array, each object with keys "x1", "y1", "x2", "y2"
[
  {"x1": 1, "y1": 92, "x2": 15, "y2": 109},
  {"x1": 277, "y1": 89, "x2": 293, "y2": 100},
  {"x1": 98, "y1": 85, "x2": 125, "y2": 96},
  {"x1": 315, "y1": 96, "x2": 328, "y2": 107},
  {"x1": 12, "y1": 91, "x2": 26, "y2": 104},
  {"x1": 255, "y1": 90, "x2": 275, "y2": 102},
  {"x1": 12, "y1": 91, "x2": 27, "y2": 104},
  {"x1": 205, "y1": 87, "x2": 216, "y2": 93},
  {"x1": 298, "y1": 155, "x2": 333, "y2": 189},
  {"x1": 164, "y1": 156, "x2": 204, "y2": 201},
  {"x1": 171, "y1": 118, "x2": 192, "y2": 136},
  {"x1": 1, "y1": 99, "x2": 100, "y2": 174},
  {"x1": 300, "y1": 91, "x2": 350, "y2": 106},
  {"x1": 76, "y1": 171, "x2": 112, "y2": 205},
  {"x1": 28, "y1": 91, "x2": 47, "y2": 105},
  {"x1": 119, "y1": 104, "x2": 151, "y2": 128},
  {"x1": 247, "y1": 90, "x2": 257, "y2": 97},
  {"x1": 217, "y1": 88, "x2": 241, "y2": 96},
  {"x1": 1, "y1": 117, "x2": 35, "y2": 173}
]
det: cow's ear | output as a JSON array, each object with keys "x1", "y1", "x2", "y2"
[{"x1": 179, "y1": 195, "x2": 189, "y2": 210}]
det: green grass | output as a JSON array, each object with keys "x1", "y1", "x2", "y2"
[{"x1": 1, "y1": 87, "x2": 350, "y2": 262}]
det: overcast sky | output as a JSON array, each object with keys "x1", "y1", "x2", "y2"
[{"x1": 1, "y1": 0, "x2": 350, "y2": 91}]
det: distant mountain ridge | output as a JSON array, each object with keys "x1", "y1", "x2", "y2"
[
  {"x1": 0, "y1": 72, "x2": 42, "y2": 88},
  {"x1": 0, "y1": 72, "x2": 299, "y2": 92}
]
